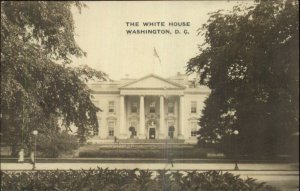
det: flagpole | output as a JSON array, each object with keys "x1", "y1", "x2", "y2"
[
  {"x1": 153, "y1": 47, "x2": 161, "y2": 74},
  {"x1": 152, "y1": 53, "x2": 155, "y2": 74}
]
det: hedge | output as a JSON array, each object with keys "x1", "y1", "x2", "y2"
[
  {"x1": 79, "y1": 148, "x2": 207, "y2": 158},
  {"x1": 1, "y1": 169, "x2": 279, "y2": 191}
]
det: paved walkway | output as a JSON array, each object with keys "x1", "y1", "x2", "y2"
[{"x1": 2, "y1": 161, "x2": 298, "y2": 171}]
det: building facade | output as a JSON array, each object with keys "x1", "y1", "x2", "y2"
[{"x1": 88, "y1": 73, "x2": 210, "y2": 143}]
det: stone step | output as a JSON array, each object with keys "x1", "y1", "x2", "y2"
[
  {"x1": 88, "y1": 137, "x2": 188, "y2": 144},
  {"x1": 87, "y1": 139, "x2": 114, "y2": 144},
  {"x1": 118, "y1": 139, "x2": 185, "y2": 144}
]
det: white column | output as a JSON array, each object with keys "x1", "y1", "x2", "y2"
[
  {"x1": 119, "y1": 95, "x2": 126, "y2": 138},
  {"x1": 174, "y1": 100, "x2": 178, "y2": 138},
  {"x1": 159, "y1": 95, "x2": 165, "y2": 139},
  {"x1": 179, "y1": 95, "x2": 185, "y2": 139},
  {"x1": 139, "y1": 95, "x2": 145, "y2": 139}
]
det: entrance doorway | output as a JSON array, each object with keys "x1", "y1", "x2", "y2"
[{"x1": 149, "y1": 128, "x2": 156, "y2": 139}]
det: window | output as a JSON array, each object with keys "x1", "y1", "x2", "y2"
[
  {"x1": 149, "y1": 102, "x2": 156, "y2": 113},
  {"x1": 191, "y1": 121, "x2": 198, "y2": 137},
  {"x1": 109, "y1": 129, "x2": 114, "y2": 137},
  {"x1": 131, "y1": 102, "x2": 138, "y2": 113},
  {"x1": 168, "y1": 102, "x2": 174, "y2": 114},
  {"x1": 191, "y1": 101, "x2": 197, "y2": 113},
  {"x1": 108, "y1": 121, "x2": 115, "y2": 136},
  {"x1": 108, "y1": 101, "x2": 115, "y2": 113},
  {"x1": 168, "y1": 126, "x2": 175, "y2": 138},
  {"x1": 129, "y1": 121, "x2": 137, "y2": 138}
]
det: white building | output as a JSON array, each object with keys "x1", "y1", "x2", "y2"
[{"x1": 88, "y1": 73, "x2": 210, "y2": 143}]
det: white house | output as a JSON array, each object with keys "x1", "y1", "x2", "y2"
[{"x1": 88, "y1": 73, "x2": 210, "y2": 143}]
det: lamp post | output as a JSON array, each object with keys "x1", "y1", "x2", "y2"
[
  {"x1": 233, "y1": 130, "x2": 239, "y2": 170},
  {"x1": 32, "y1": 130, "x2": 38, "y2": 170}
]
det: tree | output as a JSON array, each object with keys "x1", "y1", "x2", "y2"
[
  {"x1": 1, "y1": 2, "x2": 108, "y2": 156},
  {"x1": 187, "y1": 0, "x2": 299, "y2": 157}
]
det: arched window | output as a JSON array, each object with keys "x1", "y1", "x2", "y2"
[
  {"x1": 129, "y1": 126, "x2": 136, "y2": 138},
  {"x1": 129, "y1": 120, "x2": 137, "y2": 138},
  {"x1": 168, "y1": 126, "x2": 175, "y2": 139}
]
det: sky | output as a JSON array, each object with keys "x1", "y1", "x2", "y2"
[{"x1": 71, "y1": 1, "x2": 252, "y2": 80}]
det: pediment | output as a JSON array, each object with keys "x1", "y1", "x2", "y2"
[{"x1": 119, "y1": 74, "x2": 185, "y2": 90}]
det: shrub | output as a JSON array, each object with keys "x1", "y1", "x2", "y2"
[
  {"x1": 1, "y1": 169, "x2": 280, "y2": 191},
  {"x1": 79, "y1": 148, "x2": 207, "y2": 158},
  {"x1": 36, "y1": 131, "x2": 79, "y2": 158}
]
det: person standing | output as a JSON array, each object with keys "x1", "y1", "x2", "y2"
[
  {"x1": 18, "y1": 148, "x2": 24, "y2": 163},
  {"x1": 30, "y1": 151, "x2": 35, "y2": 164}
]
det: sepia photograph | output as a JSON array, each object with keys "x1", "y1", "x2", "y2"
[{"x1": 1, "y1": 1, "x2": 299, "y2": 190}]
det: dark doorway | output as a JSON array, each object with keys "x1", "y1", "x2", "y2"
[
  {"x1": 149, "y1": 128, "x2": 156, "y2": 139},
  {"x1": 168, "y1": 126, "x2": 175, "y2": 139}
]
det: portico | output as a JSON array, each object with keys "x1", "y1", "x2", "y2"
[
  {"x1": 118, "y1": 94, "x2": 186, "y2": 140},
  {"x1": 117, "y1": 74, "x2": 187, "y2": 140}
]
